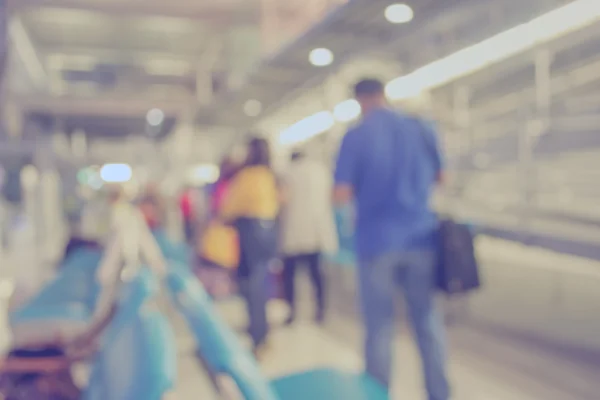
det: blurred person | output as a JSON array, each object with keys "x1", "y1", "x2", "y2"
[
  {"x1": 95, "y1": 185, "x2": 166, "y2": 300},
  {"x1": 139, "y1": 183, "x2": 165, "y2": 230},
  {"x1": 210, "y1": 158, "x2": 239, "y2": 216},
  {"x1": 60, "y1": 190, "x2": 113, "y2": 263},
  {"x1": 139, "y1": 189, "x2": 163, "y2": 232},
  {"x1": 220, "y1": 137, "x2": 279, "y2": 357},
  {"x1": 279, "y1": 150, "x2": 338, "y2": 325},
  {"x1": 333, "y1": 78, "x2": 449, "y2": 399},
  {"x1": 179, "y1": 186, "x2": 197, "y2": 242},
  {"x1": 0, "y1": 194, "x2": 8, "y2": 250},
  {"x1": 194, "y1": 158, "x2": 241, "y2": 299}
]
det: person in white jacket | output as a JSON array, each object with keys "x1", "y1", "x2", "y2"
[
  {"x1": 94, "y1": 187, "x2": 167, "y2": 315},
  {"x1": 279, "y1": 150, "x2": 338, "y2": 324}
]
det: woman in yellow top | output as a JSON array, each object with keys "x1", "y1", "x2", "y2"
[{"x1": 220, "y1": 137, "x2": 279, "y2": 356}]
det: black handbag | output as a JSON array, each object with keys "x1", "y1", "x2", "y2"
[{"x1": 437, "y1": 218, "x2": 481, "y2": 294}]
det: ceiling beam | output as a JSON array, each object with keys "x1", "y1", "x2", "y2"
[
  {"x1": 41, "y1": 47, "x2": 200, "y2": 65},
  {"x1": 7, "y1": 0, "x2": 259, "y2": 23},
  {"x1": 11, "y1": 93, "x2": 192, "y2": 118}
]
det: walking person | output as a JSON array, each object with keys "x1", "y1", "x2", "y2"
[
  {"x1": 177, "y1": 186, "x2": 194, "y2": 242},
  {"x1": 333, "y1": 78, "x2": 450, "y2": 399},
  {"x1": 280, "y1": 150, "x2": 338, "y2": 325},
  {"x1": 220, "y1": 137, "x2": 280, "y2": 358}
]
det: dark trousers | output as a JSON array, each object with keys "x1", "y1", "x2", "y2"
[
  {"x1": 235, "y1": 218, "x2": 277, "y2": 348},
  {"x1": 183, "y1": 218, "x2": 195, "y2": 243},
  {"x1": 283, "y1": 252, "x2": 325, "y2": 318}
]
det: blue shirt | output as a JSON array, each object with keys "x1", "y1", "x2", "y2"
[{"x1": 334, "y1": 108, "x2": 443, "y2": 262}]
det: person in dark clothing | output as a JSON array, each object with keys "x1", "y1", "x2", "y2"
[{"x1": 220, "y1": 137, "x2": 280, "y2": 358}]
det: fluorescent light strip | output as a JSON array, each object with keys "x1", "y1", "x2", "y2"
[
  {"x1": 386, "y1": 0, "x2": 600, "y2": 99},
  {"x1": 334, "y1": 99, "x2": 361, "y2": 122},
  {"x1": 279, "y1": 111, "x2": 335, "y2": 146},
  {"x1": 278, "y1": 0, "x2": 600, "y2": 146}
]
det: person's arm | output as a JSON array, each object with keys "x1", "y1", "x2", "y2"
[
  {"x1": 95, "y1": 233, "x2": 123, "y2": 286},
  {"x1": 66, "y1": 303, "x2": 118, "y2": 361},
  {"x1": 333, "y1": 129, "x2": 360, "y2": 206},
  {"x1": 137, "y1": 212, "x2": 167, "y2": 277}
]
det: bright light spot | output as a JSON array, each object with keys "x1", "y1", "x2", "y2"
[
  {"x1": 334, "y1": 99, "x2": 361, "y2": 122},
  {"x1": 100, "y1": 163, "x2": 132, "y2": 183},
  {"x1": 309, "y1": 48, "x2": 334, "y2": 67},
  {"x1": 385, "y1": 76, "x2": 425, "y2": 100},
  {"x1": 279, "y1": 111, "x2": 335, "y2": 146},
  {"x1": 146, "y1": 108, "x2": 165, "y2": 126},
  {"x1": 244, "y1": 99, "x2": 262, "y2": 117},
  {"x1": 89, "y1": 175, "x2": 104, "y2": 190},
  {"x1": 77, "y1": 168, "x2": 93, "y2": 184},
  {"x1": 188, "y1": 164, "x2": 220, "y2": 186},
  {"x1": 78, "y1": 166, "x2": 104, "y2": 188},
  {"x1": 385, "y1": 4, "x2": 414, "y2": 24}
]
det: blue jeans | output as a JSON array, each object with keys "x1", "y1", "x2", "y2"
[
  {"x1": 358, "y1": 250, "x2": 450, "y2": 400},
  {"x1": 235, "y1": 218, "x2": 277, "y2": 348}
]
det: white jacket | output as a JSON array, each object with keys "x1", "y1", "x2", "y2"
[
  {"x1": 280, "y1": 158, "x2": 338, "y2": 256},
  {"x1": 96, "y1": 201, "x2": 166, "y2": 287}
]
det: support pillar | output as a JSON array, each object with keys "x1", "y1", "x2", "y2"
[{"x1": 520, "y1": 49, "x2": 552, "y2": 230}]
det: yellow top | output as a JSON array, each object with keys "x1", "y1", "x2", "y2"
[{"x1": 220, "y1": 166, "x2": 279, "y2": 220}]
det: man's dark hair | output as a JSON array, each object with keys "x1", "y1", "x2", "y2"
[
  {"x1": 354, "y1": 78, "x2": 384, "y2": 97},
  {"x1": 245, "y1": 136, "x2": 271, "y2": 167},
  {"x1": 290, "y1": 150, "x2": 305, "y2": 161}
]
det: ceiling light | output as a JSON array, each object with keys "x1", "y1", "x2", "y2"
[
  {"x1": 188, "y1": 164, "x2": 220, "y2": 186},
  {"x1": 309, "y1": 48, "x2": 334, "y2": 67},
  {"x1": 244, "y1": 99, "x2": 262, "y2": 117},
  {"x1": 386, "y1": 0, "x2": 600, "y2": 100},
  {"x1": 100, "y1": 163, "x2": 132, "y2": 183},
  {"x1": 279, "y1": 111, "x2": 335, "y2": 146},
  {"x1": 146, "y1": 108, "x2": 164, "y2": 127},
  {"x1": 385, "y1": 4, "x2": 414, "y2": 24},
  {"x1": 280, "y1": 0, "x2": 600, "y2": 147},
  {"x1": 333, "y1": 99, "x2": 361, "y2": 122}
]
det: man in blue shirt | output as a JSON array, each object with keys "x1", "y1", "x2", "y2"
[{"x1": 334, "y1": 78, "x2": 449, "y2": 400}]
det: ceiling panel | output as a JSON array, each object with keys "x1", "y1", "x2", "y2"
[{"x1": 22, "y1": 8, "x2": 211, "y2": 55}]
